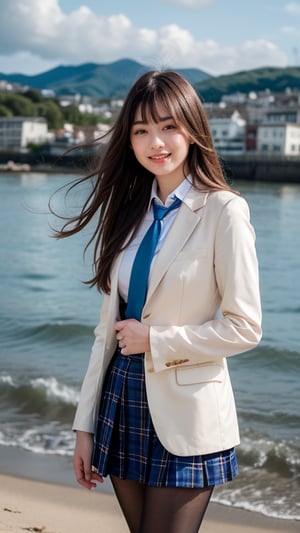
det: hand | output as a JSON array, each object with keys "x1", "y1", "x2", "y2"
[
  {"x1": 115, "y1": 319, "x2": 150, "y2": 355},
  {"x1": 73, "y1": 430, "x2": 103, "y2": 490}
]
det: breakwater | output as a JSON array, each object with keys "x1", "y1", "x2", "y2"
[
  {"x1": 0, "y1": 150, "x2": 300, "y2": 182},
  {"x1": 223, "y1": 154, "x2": 300, "y2": 183}
]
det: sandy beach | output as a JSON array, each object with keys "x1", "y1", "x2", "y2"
[
  {"x1": 0, "y1": 447, "x2": 298, "y2": 533},
  {"x1": 1, "y1": 473, "x2": 299, "y2": 533}
]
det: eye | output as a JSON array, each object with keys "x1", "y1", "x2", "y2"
[
  {"x1": 132, "y1": 127, "x2": 147, "y2": 135},
  {"x1": 163, "y1": 123, "x2": 177, "y2": 131}
]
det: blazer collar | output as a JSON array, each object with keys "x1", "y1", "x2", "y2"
[
  {"x1": 183, "y1": 185, "x2": 209, "y2": 212},
  {"x1": 110, "y1": 187, "x2": 210, "y2": 316},
  {"x1": 145, "y1": 187, "x2": 208, "y2": 306}
]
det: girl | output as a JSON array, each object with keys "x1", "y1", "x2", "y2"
[{"x1": 55, "y1": 71, "x2": 262, "y2": 532}]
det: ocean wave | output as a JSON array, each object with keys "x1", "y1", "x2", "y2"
[
  {"x1": 0, "y1": 426, "x2": 74, "y2": 456},
  {"x1": 267, "y1": 305, "x2": 300, "y2": 314},
  {"x1": 0, "y1": 371, "x2": 299, "y2": 520},
  {"x1": 239, "y1": 408, "x2": 300, "y2": 430},
  {"x1": 0, "y1": 373, "x2": 78, "y2": 422},
  {"x1": 212, "y1": 490, "x2": 300, "y2": 522},
  {"x1": 213, "y1": 452, "x2": 300, "y2": 521},
  {"x1": 235, "y1": 343, "x2": 300, "y2": 370},
  {"x1": 1, "y1": 321, "x2": 94, "y2": 345},
  {"x1": 0, "y1": 422, "x2": 299, "y2": 520},
  {"x1": 239, "y1": 432, "x2": 300, "y2": 479}
]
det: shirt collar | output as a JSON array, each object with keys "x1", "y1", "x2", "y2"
[{"x1": 148, "y1": 177, "x2": 192, "y2": 209}]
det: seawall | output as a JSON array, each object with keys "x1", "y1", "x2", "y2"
[
  {"x1": 0, "y1": 150, "x2": 300, "y2": 182},
  {"x1": 223, "y1": 154, "x2": 300, "y2": 183}
]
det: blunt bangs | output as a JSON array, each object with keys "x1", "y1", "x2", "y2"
[{"x1": 129, "y1": 76, "x2": 187, "y2": 128}]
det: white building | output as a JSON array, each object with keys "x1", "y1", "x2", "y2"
[
  {"x1": 208, "y1": 110, "x2": 246, "y2": 156},
  {"x1": 0, "y1": 117, "x2": 48, "y2": 151},
  {"x1": 257, "y1": 123, "x2": 300, "y2": 156}
]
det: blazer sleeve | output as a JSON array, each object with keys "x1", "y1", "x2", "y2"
[
  {"x1": 149, "y1": 195, "x2": 262, "y2": 372},
  {"x1": 72, "y1": 293, "x2": 110, "y2": 433}
]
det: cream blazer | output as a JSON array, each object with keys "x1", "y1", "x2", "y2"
[{"x1": 73, "y1": 188, "x2": 262, "y2": 456}]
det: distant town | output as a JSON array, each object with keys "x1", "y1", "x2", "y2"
[{"x1": 0, "y1": 74, "x2": 300, "y2": 180}]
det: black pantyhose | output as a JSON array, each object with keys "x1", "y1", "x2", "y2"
[{"x1": 110, "y1": 475, "x2": 214, "y2": 533}]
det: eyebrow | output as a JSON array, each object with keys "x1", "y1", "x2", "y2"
[{"x1": 132, "y1": 115, "x2": 173, "y2": 126}]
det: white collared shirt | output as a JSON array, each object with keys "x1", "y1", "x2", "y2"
[{"x1": 118, "y1": 177, "x2": 192, "y2": 302}]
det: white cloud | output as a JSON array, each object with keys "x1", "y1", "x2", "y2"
[
  {"x1": 157, "y1": 33, "x2": 287, "y2": 74},
  {"x1": 0, "y1": 0, "x2": 288, "y2": 75},
  {"x1": 280, "y1": 25, "x2": 299, "y2": 34},
  {"x1": 285, "y1": 2, "x2": 300, "y2": 15},
  {"x1": 0, "y1": 52, "x2": 58, "y2": 75},
  {"x1": 159, "y1": 0, "x2": 214, "y2": 7}
]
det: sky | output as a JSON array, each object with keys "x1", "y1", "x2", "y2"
[{"x1": 0, "y1": 0, "x2": 300, "y2": 77}]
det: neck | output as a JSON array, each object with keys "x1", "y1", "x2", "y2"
[{"x1": 156, "y1": 175, "x2": 186, "y2": 203}]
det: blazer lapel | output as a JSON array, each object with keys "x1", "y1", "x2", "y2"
[{"x1": 145, "y1": 189, "x2": 208, "y2": 305}]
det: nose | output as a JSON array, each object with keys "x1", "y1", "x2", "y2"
[{"x1": 150, "y1": 132, "x2": 164, "y2": 150}]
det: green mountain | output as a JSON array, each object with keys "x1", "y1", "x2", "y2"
[
  {"x1": 0, "y1": 58, "x2": 211, "y2": 98},
  {"x1": 195, "y1": 66, "x2": 300, "y2": 102},
  {"x1": 1, "y1": 60, "x2": 300, "y2": 101}
]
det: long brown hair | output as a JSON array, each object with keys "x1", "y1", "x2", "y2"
[{"x1": 53, "y1": 70, "x2": 234, "y2": 293}]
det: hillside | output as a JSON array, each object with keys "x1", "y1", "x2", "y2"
[
  {"x1": 0, "y1": 59, "x2": 211, "y2": 98},
  {"x1": 196, "y1": 66, "x2": 300, "y2": 102},
  {"x1": 1, "y1": 60, "x2": 300, "y2": 101}
]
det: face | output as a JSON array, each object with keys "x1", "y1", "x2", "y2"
[{"x1": 130, "y1": 103, "x2": 191, "y2": 191}]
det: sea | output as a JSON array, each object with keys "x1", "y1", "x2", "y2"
[{"x1": 0, "y1": 172, "x2": 299, "y2": 522}]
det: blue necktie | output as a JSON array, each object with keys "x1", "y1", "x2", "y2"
[{"x1": 125, "y1": 197, "x2": 181, "y2": 320}]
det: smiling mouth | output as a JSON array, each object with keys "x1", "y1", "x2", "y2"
[{"x1": 149, "y1": 153, "x2": 170, "y2": 161}]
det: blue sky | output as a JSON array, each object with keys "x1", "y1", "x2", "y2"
[{"x1": 0, "y1": 0, "x2": 299, "y2": 76}]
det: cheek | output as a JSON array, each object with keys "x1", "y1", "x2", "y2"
[
  {"x1": 130, "y1": 138, "x2": 143, "y2": 158},
  {"x1": 173, "y1": 135, "x2": 190, "y2": 154}
]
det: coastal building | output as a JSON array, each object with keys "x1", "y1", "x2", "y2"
[
  {"x1": 208, "y1": 110, "x2": 246, "y2": 156},
  {"x1": 256, "y1": 122, "x2": 300, "y2": 155},
  {"x1": 47, "y1": 123, "x2": 111, "y2": 155},
  {"x1": 0, "y1": 117, "x2": 48, "y2": 151}
]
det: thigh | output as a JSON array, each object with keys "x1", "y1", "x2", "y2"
[
  {"x1": 140, "y1": 485, "x2": 214, "y2": 533},
  {"x1": 110, "y1": 475, "x2": 145, "y2": 533}
]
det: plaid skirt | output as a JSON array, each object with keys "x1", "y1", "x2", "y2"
[{"x1": 92, "y1": 348, "x2": 238, "y2": 488}]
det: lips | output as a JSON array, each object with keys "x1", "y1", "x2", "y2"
[{"x1": 149, "y1": 153, "x2": 170, "y2": 161}]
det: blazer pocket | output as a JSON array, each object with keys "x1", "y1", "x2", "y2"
[{"x1": 176, "y1": 363, "x2": 224, "y2": 385}]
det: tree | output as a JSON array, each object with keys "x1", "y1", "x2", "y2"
[
  {"x1": 35, "y1": 100, "x2": 63, "y2": 129},
  {"x1": 61, "y1": 104, "x2": 82, "y2": 124},
  {"x1": 23, "y1": 89, "x2": 44, "y2": 103},
  {"x1": 0, "y1": 104, "x2": 13, "y2": 117},
  {"x1": 1, "y1": 94, "x2": 36, "y2": 116}
]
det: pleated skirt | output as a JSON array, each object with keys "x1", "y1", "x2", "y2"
[{"x1": 92, "y1": 348, "x2": 238, "y2": 487}]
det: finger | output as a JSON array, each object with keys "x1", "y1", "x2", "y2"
[
  {"x1": 91, "y1": 472, "x2": 104, "y2": 483},
  {"x1": 114, "y1": 320, "x2": 125, "y2": 331},
  {"x1": 80, "y1": 471, "x2": 104, "y2": 489},
  {"x1": 77, "y1": 477, "x2": 95, "y2": 490},
  {"x1": 118, "y1": 339, "x2": 126, "y2": 348},
  {"x1": 76, "y1": 468, "x2": 101, "y2": 490}
]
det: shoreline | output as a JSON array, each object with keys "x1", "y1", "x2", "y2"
[
  {"x1": 1, "y1": 152, "x2": 300, "y2": 182},
  {"x1": 0, "y1": 445, "x2": 298, "y2": 532}
]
